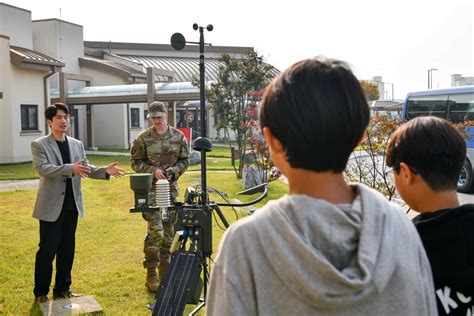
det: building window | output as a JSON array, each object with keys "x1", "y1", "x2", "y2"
[
  {"x1": 21, "y1": 104, "x2": 38, "y2": 131},
  {"x1": 144, "y1": 110, "x2": 148, "y2": 120},
  {"x1": 131, "y1": 108, "x2": 140, "y2": 128}
]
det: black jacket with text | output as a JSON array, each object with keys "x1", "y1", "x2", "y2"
[{"x1": 413, "y1": 204, "x2": 474, "y2": 316}]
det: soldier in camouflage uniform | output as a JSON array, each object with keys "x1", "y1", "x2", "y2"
[{"x1": 130, "y1": 101, "x2": 189, "y2": 292}]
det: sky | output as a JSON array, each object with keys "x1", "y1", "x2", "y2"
[{"x1": 5, "y1": 0, "x2": 474, "y2": 99}]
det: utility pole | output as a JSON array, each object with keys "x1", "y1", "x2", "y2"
[
  {"x1": 428, "y1": 68, "x2": 438, "y2": 89},
  {"x1": 385, "y1": 82, "x2": 394, "y2": 100}
]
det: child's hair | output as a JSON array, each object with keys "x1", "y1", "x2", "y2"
[
  {"x1": 259, "y1": 57, "x2": 369, "y2": 172},
  {"x1": 386, "y1": 116, "x2": 466, "y2": 190},
  {"x1": 45, "y1": 102, "x2": 69, "y2": 121}
]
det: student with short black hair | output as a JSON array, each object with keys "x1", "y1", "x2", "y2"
[
  {"x1": 206, "y1": 58, "x2": 437, "y2": 315},
  {"x1": 387, "y1": 116, "x2": 474, "y2": 316}
]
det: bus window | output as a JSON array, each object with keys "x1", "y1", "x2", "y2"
[
  {"x1": 447, "y1": 93, "x2": 474, "y2": 123},
  {"x1": 406, "y1": 95, "x2": 448, "y2": 119}
]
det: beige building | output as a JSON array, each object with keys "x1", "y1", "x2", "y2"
[
  {"x1": 0, "y1": 3, "x2": 64, "y2": 163},
  {"x1": 0, "y1": 2, "x2": 269, "y2": 163},
  {"x1": 452, "y1": 74, "x2": 474, "y2": 87}
]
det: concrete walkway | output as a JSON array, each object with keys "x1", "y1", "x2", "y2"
[
  {"x1": 0, "y1": 179, "x2": 39, "y2": 191},
  {"x1": 85, "y1": 150, "x2": 130, "y2": 156}
]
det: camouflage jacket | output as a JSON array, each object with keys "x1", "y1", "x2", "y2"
[{"x1": 131, "y1": 126, "x2": 189, "y2": 196}]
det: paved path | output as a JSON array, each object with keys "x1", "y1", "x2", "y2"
[
  {"x1": 0, "y1": 179, "x2": 40, "y2": 191},
  {"x1": 85, "y1": 150, "x2": 130, "y2": 156}
]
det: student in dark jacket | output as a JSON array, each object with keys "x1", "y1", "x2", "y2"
[{"x1": 386, "y1": 116, "x2": 474, "y2": 316}]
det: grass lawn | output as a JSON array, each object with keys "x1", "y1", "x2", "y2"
[
  {"x1": 98, "y1": 143, "x2": 233, "y2": 158},
  {"x1": 0, "y1": 161, "x2": 38, "y2": 180},
  {"x1": 0, "y1": 171, "x2": 288, "y2": 315},
  {"x1": 88, "y1": 154, "x2": 236, "y2": 172},
  {"x1": 0, "y1": 156, "x2": 135, "y2": 180},
  {"x1": 206, "y1": 144, "x2": 232, "y2": 158},
  {"x1": 188, "y1": 157, "x2": 236, "y2": 171},
  {"x1": 0, "y1": 155, "x2": 235, "y2": 180}
]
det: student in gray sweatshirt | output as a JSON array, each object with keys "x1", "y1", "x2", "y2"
[{"x1": 206, "y1": 57, "x2": 437, "y2": 316}]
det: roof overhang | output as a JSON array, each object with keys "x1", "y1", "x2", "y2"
[
  {"x1": 10, "y1": 46, "x2": 65, "y2": 71},
  {"x1": 119, "y1": 55, "x2": 280, "y2": 82},
  {"x1": 79, "y1": 57, "x2": 146, "y2": 81},
  {"x1": 84, "y1": 40, "x2": 254, "y2": 54}
]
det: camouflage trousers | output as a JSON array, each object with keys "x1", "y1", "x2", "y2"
[
  {"x1": 142, "y1": 209, "x2": 177, "y2": 275},
  {"x1": 142, "y1": 185, "x2": 179, "y2": 274}
]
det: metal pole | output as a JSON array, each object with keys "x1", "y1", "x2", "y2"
[
  {"x1": 430, "y1": 70, "x2": 433, "y2": 90},
  {"x1": 198, "y1": 26, "x2": 207, "y2": 206},
  {"x1": 428, "y1": 69, "x2": 430, "y2": 89}
]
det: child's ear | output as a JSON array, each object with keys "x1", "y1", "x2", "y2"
[
  {"x1": 399, "y1": 162, "x2": 415, "y2": 185},
  {"x1": 263, "y1": 127, "x2": 284, "y2": 153}
]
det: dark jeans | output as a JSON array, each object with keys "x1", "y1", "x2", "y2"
[{"x1": 33, "y1": 208, "x2": 78, "y2": 297}]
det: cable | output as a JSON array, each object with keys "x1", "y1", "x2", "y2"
[
  {"x1": 208, "y1": 186, "x2": 239, "y2": 221},
  {"x1": 212, "y1": 211, "x2": 226, "y2": 231},
  {"x1": 216, "y1": 185, "x2": 268, "y2": 207}
]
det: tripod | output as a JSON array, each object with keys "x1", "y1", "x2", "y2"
[
  {"x1": 151, "y1": 201, "x2": 227, "y2": 316},
  {"x1": 150, "y1": 187, "x2": 268, "y2": 316}
]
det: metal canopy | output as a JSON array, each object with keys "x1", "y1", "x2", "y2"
[
  {"x1": 119, "y1": 55, "x2": 280, "y2": 83},
  {"x1": 121, "y1": 55, "x2": 222, "y2": 82},
  {"x1": 10, "y1": 45, "x2": 65, "y2": 71},
  {"x1": 50, "y1": 82, "x2": 199, "y2": 105}
]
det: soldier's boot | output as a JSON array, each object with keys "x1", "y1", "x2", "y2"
[{"x1": 145, "y1": 267, "x2": 160, "y2": 292}]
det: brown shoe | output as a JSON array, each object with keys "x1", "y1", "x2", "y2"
[
  {"x1": 35, "y1": 295, "x2": 49, "y2": 304},
  {"x1": 145, "y1": 267, "x2": 160, "y2": 292}
]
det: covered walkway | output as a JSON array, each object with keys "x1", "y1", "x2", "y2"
[
  {"x1": 50, "y1": 81, "x2": 199, "y2": 105},
  {"x1": 49, "y1": 70, "x2": 200, "y2": 149}
]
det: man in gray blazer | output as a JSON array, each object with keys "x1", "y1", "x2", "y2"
[{"x1": 31, "y1": 103, "x2": 124, "y2": 304}]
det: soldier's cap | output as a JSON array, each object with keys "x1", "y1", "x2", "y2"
[{"x1": 147, "y1": 101, "x2": 167, "y2": 118}]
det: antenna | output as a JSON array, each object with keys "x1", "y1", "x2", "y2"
[{"x1": 59, "y1": 8, "x2": 63, "y2": 61}]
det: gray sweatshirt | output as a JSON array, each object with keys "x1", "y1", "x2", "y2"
[{"x1": 206, "y1": 184, "x2": 437, "y2": 316}]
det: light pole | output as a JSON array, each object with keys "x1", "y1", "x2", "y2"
[
  {"x1": 385, "y1": 82, "x2": 394, "y2": 100},
  {"x1": 428, "y1": 68, "x2": 438, "y2": 89}
]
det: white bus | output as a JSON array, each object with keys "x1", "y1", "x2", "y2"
[{"x1": 402, "y1": 86, "x2": 474, "y2": 192}]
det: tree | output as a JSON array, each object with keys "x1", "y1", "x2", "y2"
[
  {"x1": 346, "y1": 117, "x2": 474, "y2": 206},
  {"x1": 360, "y1": 80, "x2": 380, "y2": 101},
  {"x1": 207, "y1": 51, "x2": 276, "y2": 179},
  {"x1": 246, "y1": 125, "x2": 281, "y2": 184},
  {"x1": 345, "y1": 115, "x2": 401, "y2": 202}
]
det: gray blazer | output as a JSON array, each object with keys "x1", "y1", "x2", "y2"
[{"x1": 31, "y1": 134, "x2": 109, "y2": 222}]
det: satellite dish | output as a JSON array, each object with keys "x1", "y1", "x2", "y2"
[{"x1": 171, "y1": 33, "x2": 186, "y2": 50}]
